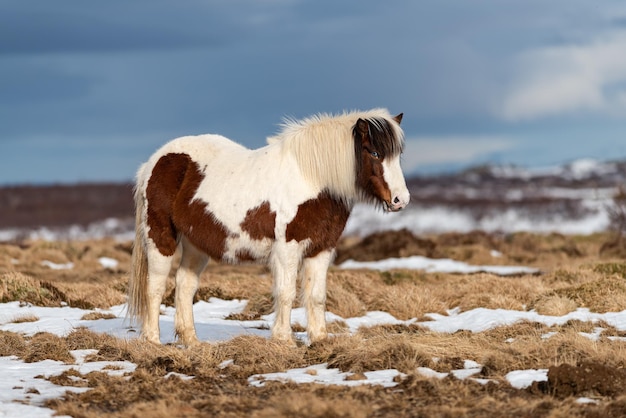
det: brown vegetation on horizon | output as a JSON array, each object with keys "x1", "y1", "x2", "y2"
[{"x1": 0, "y1": 183, "x2": 134, "y2": 229}]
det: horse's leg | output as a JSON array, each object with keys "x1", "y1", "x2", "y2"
[
  {"x1": 300, "y1": 250, "x2": 333, "y2": 343},
  {"x1": 143, "y1": 244, "x2": 174, "y2": 344},
  {"x1": 174, "y1": 236, "x2": 209, "y2": 347},
  {"x1": 270, "y1": 241, "x2": 301, "y2": 343}
]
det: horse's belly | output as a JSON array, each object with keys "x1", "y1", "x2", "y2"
[{"x1": 222, "y1": 236, "x2": 273, "y2": 264}]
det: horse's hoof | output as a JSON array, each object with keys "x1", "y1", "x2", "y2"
[
  {"x1": 283, "y1": 339, "x2": 298, "y2": 348},
  {"x1": 271, "y1": 334, "x2": 297, "y2": 347},
  {"x1": 179, "y1": 337, "x2": 201, "y2": 348},
  {"x1": 141, "y1": 334, "x2": 162, "y2": 345},
  {"x1": 308, "y1": 331, "x2": 329, "y2": 345},
  {"x1": 308, "y1": 338, "x2": 330, "y2": 347}
]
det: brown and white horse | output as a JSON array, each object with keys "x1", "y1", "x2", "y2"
[{"x1": 128, "y1": 108, "x2": 410, "y2": 346}]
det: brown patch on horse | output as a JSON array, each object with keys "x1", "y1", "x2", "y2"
[
  {"x1": 146, "y1": 153, "x2": 192, "y2": 256},
  {"x1": 146, "y1": 152, "x2": 230, "y2": 259},
  {"x1": 240, "y1": 202, "x2": 276, "y2": 240},
  {"x1": 352, "y1": 117, "x2": 402, "y2": 206},
  {"x1": 286, "y1": 191, "x2": 351, "y2": 258},
  {"x1": 353, "y1": 119, "x2": 390, "y2": 204}
]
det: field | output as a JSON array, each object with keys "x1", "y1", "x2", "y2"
[{"x1": 3, "y1": 229, "x2": 626, "y2": 417}]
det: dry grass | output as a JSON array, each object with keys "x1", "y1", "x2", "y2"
[
  {"x1": 23, "y1": 332, "x2": 74, "y2": 363},
  {"x1": 1, "y1": 233, "x2": 626, "y2": 416},
  {"x1": 0, "y1": 330, "x2": 26, "y2": 355},
  {"x1": 10, "y1": 313, "x2": 39, "y2": 323},
  {"x1": 81, "y1": 312, "x2": 117, "y2": 321},
  {"x1": 0, "y1": 271, "x2": 59, "y2": 306}
]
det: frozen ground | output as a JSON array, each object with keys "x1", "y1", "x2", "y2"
[
  {"x1": 345, "y1": 158, "x2": 623, "y2": 237},
  {"x1": 1, "y1": 255, "x2": 624, "y2": 415},
  {"x1": 344, "y1": 201, "x2": 611, "y2": 237}
]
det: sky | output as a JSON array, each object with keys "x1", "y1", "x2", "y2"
[{"x1": 2, "y1": 0, "x2": 626, "y2": 184}]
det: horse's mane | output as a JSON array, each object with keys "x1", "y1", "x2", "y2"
[{"x1": 274, "y1": 108, "x2": 404, "y2": 200}]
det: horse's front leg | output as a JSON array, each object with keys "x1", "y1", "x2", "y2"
[
  {"x1": 300, "y1": 250, "x2": 333, "y2": 343},
  {"x1": 270, "y1": 241, "x2": 301, "y2": 344}
]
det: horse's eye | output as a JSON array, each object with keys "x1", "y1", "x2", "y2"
[{"x1": 370, "y1": 151, "x2": 380, "y2": 159}]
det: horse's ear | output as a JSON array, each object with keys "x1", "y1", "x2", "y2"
[
  {"x1": 356, "y1": 118, "x2": 369, "y2": 136},
  {"x1": 393, "y1": 113, "x2": 403, "y2": 125}
]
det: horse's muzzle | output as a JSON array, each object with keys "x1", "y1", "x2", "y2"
[{"x1": 384, "y1": 199, "x2": 408, "y2": 212}]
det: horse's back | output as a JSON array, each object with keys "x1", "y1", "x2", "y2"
[
  {"x1": 137, "y1": 134, "x2": 253, "y2": 190},
  {"x1": 152, "y1": 134, "x2": 249, "y2": 162}
]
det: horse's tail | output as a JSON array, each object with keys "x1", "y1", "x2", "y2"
[{"x1": 128, "y1": 181, "x2": 149, "y2": 326}]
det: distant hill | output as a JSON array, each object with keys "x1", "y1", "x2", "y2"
[{"x1": 0, "y1": 183, "x2": 134, "y2": 229}]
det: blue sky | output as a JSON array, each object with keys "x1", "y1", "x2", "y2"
[{"x1": 2, "y1": 0, "x2": 626, "y2": 184}]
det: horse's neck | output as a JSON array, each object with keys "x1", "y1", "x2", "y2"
[{"x1": 276, "y1": 138, "x2": 359, "y2": 202}]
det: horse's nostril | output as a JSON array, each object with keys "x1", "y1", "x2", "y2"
[{"x1": 393, "y1": 196, "x2": 400, "y2": 204}]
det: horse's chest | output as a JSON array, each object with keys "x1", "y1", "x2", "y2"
[{"x1": 284, "y1": 192, "x2": 351, "y2": 258}]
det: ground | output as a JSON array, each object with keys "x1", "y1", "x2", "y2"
[{"x1": 2, "y1": 230, "x2": 626, "y2": 417}]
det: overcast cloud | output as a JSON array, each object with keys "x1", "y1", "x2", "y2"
[{"x1": 2, "y1": 0, "x2": 626, "y2": 184}]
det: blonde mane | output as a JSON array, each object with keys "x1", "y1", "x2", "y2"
[{"x1": 274, "y1": 108, "x2": 403, "y2": 200}]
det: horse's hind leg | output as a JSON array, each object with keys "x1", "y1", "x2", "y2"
[
  {"x1": 143, "y1": 244, "x2": 174, "y2": 344},
  {"x1": 300, "y1": 250, "x2": 333, "y2": 343},
  {"x1": 174, "y1": 236, "x2": 209, "y2": 347}
]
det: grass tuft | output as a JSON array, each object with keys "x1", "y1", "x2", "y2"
[{"x1": 24, "y1": 332, "x2": 74, "y2": 363}]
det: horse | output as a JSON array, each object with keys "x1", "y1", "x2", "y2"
[{"x1": 128, "y1": 108, "x2": 410, "y2": 346}]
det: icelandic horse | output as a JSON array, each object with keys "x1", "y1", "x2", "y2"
[{"x1": 128, "y1": 109, "x2": 410, "y2": 346}]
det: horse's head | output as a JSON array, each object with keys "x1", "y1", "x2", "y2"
[{"x1": 353, "y1": 113, "x2": 410, "y2": 212}]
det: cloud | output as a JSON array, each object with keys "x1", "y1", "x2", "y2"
[
  {"x1": 402, "y1": 136, "x2": 515, "y2": 171},
  {"x1": 500, "y1": 30, "x2": 626, "y2": 121},
  {"x1": 0, "y1": 7, "x2": 225, "y2": 55}
]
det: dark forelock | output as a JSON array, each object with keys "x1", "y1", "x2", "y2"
[{"x1": 359, "y1": 117, "x2": 403, "y2": 158}]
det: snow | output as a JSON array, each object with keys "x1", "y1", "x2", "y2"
[
  {"x1": 416, "y1": 361, "x2": 493, "y2": 385},
  {"x1": 421, "y1": 307, "x2": 626, "y2": 334},
  {"x1": 505, "y1": 369, "x2": 548, "y2": 389},
  {"x1": 248, "y1": 363, "x2": 404, "y2": 388},
  {"x1": 416, "y1": 367, "x2": 449, "y2": 380},
  {"x1": 486, "y1": 158, "x2": 619, "y2": 181},
  {"x1": 566, "y1": 158, "x2": 611, "y2": 180},
  {"x1": 340, "y1": 255, "x2": 539, "y2": 276},
  {"x1": 576, "y1": 397, "x2": 600, "y2": 404},
  {"x1": 0, "y1": 350, "x2": 135, "y2": 418},
  {"x1": 98, "y1": 257, "x2": 119, "y2": 269},
  {"x1": 344, "y1": 204, "x2": 610, "y2": 237},
  {"x1": 40, "y1": 260, "x2": 74, "y2": 270}
]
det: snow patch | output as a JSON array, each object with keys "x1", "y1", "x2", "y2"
[
  {"x1": 40, "y1": 260, "x2": 74, "y2": 270},
  {"x1": 505, "y1": 369, "x2": 548, "y2": 389},
  {"x1": 248, "y1": 363, "x2": 404, "y2": 388},
  {"x1": 98, "y1": 257, "x2": 119, "y2": 269},
  {"x1": 340, "y1": 255, "x2": 539, "y2": 276}
]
